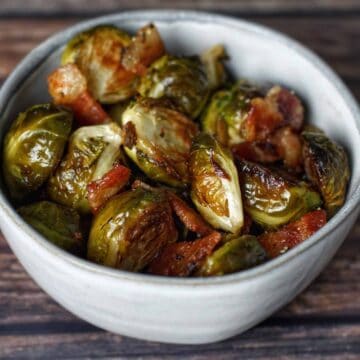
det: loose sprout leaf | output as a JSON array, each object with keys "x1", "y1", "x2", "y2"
[
  {"x1": 302, "y1": 126, "x2": 350, "y2": 217},
  {"x1": 87, "y1": 188, "x2": 178, "y2": 271},
  {"x1": 259, "y1": 209, "x2": 327, "y2": 258},
  {"x1": 3, "y1": 104, "x2": 73, "y2": 201},
  {"x1": 190, "y1": 133, "x2": 244, "y2": 233},
  {"x1": 18, "y1": 201, "x2": 84, "y2": 255}
]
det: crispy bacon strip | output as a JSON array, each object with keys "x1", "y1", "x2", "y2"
[
  {"x1": 242, "y1": 97, "x2": 284, "y2": 142},
  {"x1": 167, "y1": 192, "x2": 213, "y2": 236},
  {"x1": 148, "y1": 231, "x2": 222, "y2": 276},
  {"x1": 122, "y1": 24, "x2": 165, "y2": 76},
  {"x1": 259, "y1": 209, "x2": 327, "y2": 258},
  {"x1": 267, "y1": 85, "x2": 304, "y2": 132},
  {"x1": 231, "y1": 141, "x2": 280, "y2": 164},
  {"x1": 48, "y1": 64, "x2": 110, "y2": 126},
  {"x1": 87, "y1": 164, "x2": 131, "y2": 213}
]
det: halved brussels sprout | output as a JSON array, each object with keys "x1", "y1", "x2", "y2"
[
  {"x1": 302, "y1": 126, "x2": 350, "y2": 216},
  {"x1": 189, "y1": 133, "x2": 244, "y2": 233},
  {"x1": 201, "y1": 81, "x2": 261, "y2": 146},
  {"x1": 61, "y1": 25, "x2": 137, "y2": 103},
  {"x1": 197, "y1": 235, "x2": 267, "y2": 276},
  {"x1": 87, "y1": 187, "x2": 177, "y2": 271},
  {"x1": 121, "y1": 97, "x2": 198, "y2": 187},
  {"x1": 237, "y1": 160, "x2": 322, "y2": 228},
  {"x1": 47, "y1": 122, "x2": 123, "y2": 213},
  {"x1": 18, "y1": 201, "x2": 83, "y2": 254},
  {"x1": 138, "y1": 55, "x2": 210, "y2": 118},
  {"x1": 3, "y1": 104, "x2": 73, "y2": 201}
]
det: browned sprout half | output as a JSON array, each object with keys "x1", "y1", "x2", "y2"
[
  {"x1": 47, "y1": 122, "x2": 123, "y2": 213},
  {"x1": 190, "y1": 133, "x2": 244, "y2": 233},
  {"x1": 3, "y1": 104, "x2": 73, "y2": 201},
  {"x1": 237, "y1": 160, "x2": 322, "y2": 228},
  {"x1": 18, "y1": 201, "x2": 83, "y2": 255},
  {"x1": 87, "y1": 187, "x2": 178, "y2": 271},
  {"x1": 302, "y1": 126, "x2": 350, "y2": 216},
  {"x1": 121, "y1": 97, "x2": 198, "y2": 187},
  {"x1": 197, "y1": 235, "x2": 267, "y2": 276}
]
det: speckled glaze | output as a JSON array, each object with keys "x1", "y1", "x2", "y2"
[{"x1": 0, "y1": 11, "x2": 359, "y2": 344}]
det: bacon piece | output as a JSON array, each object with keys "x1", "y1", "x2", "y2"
[
  {"x1": 48, "y1": 64, "x2": 110, "y2": 126},
  {"x1": 167, "y1": 192, "x2": 213, "y2": 236},
  {"x1": 242, "y1": 97, "x2": 284, "y2": 142},
  {"x1": 148, "y1": 231, "x2": 222, "y2": 276},
  {"x1": 231, "y1": 141, "x2": 280, "y2": 164},
  {"x1": 267, "y1": 85, "x2": 304, "y2": 132},
  {"x1": 259, "y1": 209, "x2": 327, "y2": 258},
  {"x1": 269, "y1": 126, "x2": 303, "y2": 170},
  {"x1": 122, "y1": 24, "x2": 165, "y2": 76},
  {"x1": 87, "y1": 164, "x2": 131, "y2": 213}
]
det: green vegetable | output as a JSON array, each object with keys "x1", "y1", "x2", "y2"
[
  {"x1": 121, "y1": 97, "x2": 198, "y2": 187},
  {"x1": 201, "y1": 81, "x2": 260, "y2": 146},
  {"x1": 189, "y1": 133, "x2": 244, "y2": 233},
  {"x1": 197, "y1": 235, "x2": 266, "y2": 276},
  {"x1": 138, "y1": 55, "x2": 210, "y2": 118},
  {"x1": 47, "y1": 122, "x2": 123, "y2": 213},
  {"x1": 3, "y1": 104, "x2": 73, "y2": 201},
  {"x1": 238, "y1": 160, "x2": 322, "y2": 228},
  {"x1": 87, "y1": 188, "x2": 177, "y2": 271},
  {"x1": 302, "y1": 126, "x2": 350, "y2": 216},
  {"x1": 18, "y1": 201, "x2": 83, "y2": 254}
]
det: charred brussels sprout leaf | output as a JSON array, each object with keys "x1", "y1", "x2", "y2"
[
  {"x1": 197, "y1": 235, "x2": 267, "y2": 276},
  {"x1": 87, "y1": 188, "x2": 177, "y2": 271},
  {"x1": 18, "y1": 201, "x2": 83, "y2": 254},
  {"x1": 238, "y1": 160, "x2": 322, "y2": 228},
  {"x1": 190, "y1": 133, "x2": 244, "y2": 233},
  {"x1": 302, "y1": 126, "x2": 350, "y2": 217},
  {"x1": 3, "y1": 104, "x2": 73, "y2": 201},
  {"x1": 201, "y1": 81, "x2": 261, "y2": 146},
  {"x1": 138, "y1": 55, "x2": 210, "y2": 118},
  {"x1": 122, "y1": 98, "x2": 198, "y2": 187},
  {"x1": 47, "y1": 122, "x2": 123, "y2": 213},
  {"x1": 61, "y1": 25, "x2": 137, "y2": 103}
]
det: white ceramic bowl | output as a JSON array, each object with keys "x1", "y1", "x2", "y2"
[{"x1": 0, "y1": 11, "x2": 359, "y2": 345}]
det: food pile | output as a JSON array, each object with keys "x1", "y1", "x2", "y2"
[{"x1": 2, "y1": 23, "x2": 350, "y2": 276}]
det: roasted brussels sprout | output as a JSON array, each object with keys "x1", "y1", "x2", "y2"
[
  {"x1": 197, "y1": 235, "x2": 266, "y2": 276},
  {"x1": 138, "y1": 55, "x2": 210, "y2": 117},
  {"x1": 18, "y1": 201, "x2": 83, "y2": 254},
  {"x1": 122, "y1": 97, "x2": 198, "y2": 187},
  {"x1": 47, "y1": 122, "x2": 123, "y2": 213},
  {"x1": 190, "y1": 133, "x2": 244, "y2": 233},
  {"x1": 201, "y1": 81, "x2": 261, "y2": 146},
  {"x1": 87, "y1": 188, "x2": 177, "y2": 271},
  {"x1": 237, "y1": 160, "x2": 322, "y2": 228},
  {"x1": 3, "y1": 104, "x2": 73, "y2": 201},
  {"x1": 302, "y1": 127, "x2": 350, "y2": 217},
  {"x1": 259, "y1": 209, "x2": 326, "y2": 258}
]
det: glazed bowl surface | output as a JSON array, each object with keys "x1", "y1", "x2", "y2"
[{"x1": 0, "y1": 10, "x2": 359, "y2": 344}]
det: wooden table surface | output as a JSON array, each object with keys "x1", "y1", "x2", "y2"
[{"x1": 1, "y1": 1, "x2": 360, "y2": 358}]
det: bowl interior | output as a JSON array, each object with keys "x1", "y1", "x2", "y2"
[{"x1": 0, "y1": 12, "x2": 359, "y2": 283}]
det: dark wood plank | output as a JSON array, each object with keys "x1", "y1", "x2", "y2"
[
  {"x1": 0, "y1": 14, "x2": 359, "y2": 359},
  {"x1": 2, "y1": 0, "x2": 360, "y2": 17}
]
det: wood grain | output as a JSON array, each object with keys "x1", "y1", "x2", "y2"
[
  {"x1": 2, "y1": 0, "x2": 360, "y2": 16},
  {"x1": 0, "y1": 9, "x2": 359, "y2": 359}
]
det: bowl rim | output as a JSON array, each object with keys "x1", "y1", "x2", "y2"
[{"x1": 0, "y1": 9, "x2": 359, "y2": 288}]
